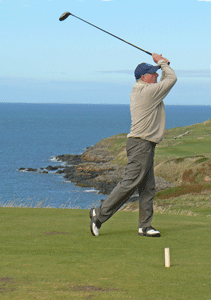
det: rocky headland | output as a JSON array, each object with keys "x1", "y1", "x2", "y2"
[
  {"x1": 18, "y1": 135, "x2": 174, "y2": 199},
  {"x1": 18, "y1": 120, "x2": 211, "y2": 202}
]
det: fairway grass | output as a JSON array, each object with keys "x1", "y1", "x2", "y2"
[{"x1": 0, "y1": 208, "x2": 210, "y2": 299}]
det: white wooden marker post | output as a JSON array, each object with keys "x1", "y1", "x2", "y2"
[{"x1": 165, "y1": 248, "x2": 170, "y2": 267}]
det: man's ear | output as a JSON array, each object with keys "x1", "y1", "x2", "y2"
[{"x1": 141, "y1": 75, "x2": 145, "y2": 81}]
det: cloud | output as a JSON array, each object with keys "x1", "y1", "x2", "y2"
[
  {"x1": 175, "y1": 70, "x2": 211, "y2": 78},
  {"x1": 198, "y1": 0, "x2": 211, "y2": 1},
  {"x1": 100, "y1": 69, "x2": 211, "y2": 78}
]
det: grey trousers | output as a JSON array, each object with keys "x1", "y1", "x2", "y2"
[{"x1": 95, "y1": 137, "x2": 156, "y2": 230}]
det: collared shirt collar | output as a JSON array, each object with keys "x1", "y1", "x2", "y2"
[{"x1": 136, "y1": 78, "x2": 148, "y2": 85}]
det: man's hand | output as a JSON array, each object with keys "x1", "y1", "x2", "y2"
[{"x1": 152, "y1": 53, "x2": 169, "y2": 64}]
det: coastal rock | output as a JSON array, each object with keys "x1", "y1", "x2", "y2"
[
  {"x1": 55, "y1": 154, "x2": 83, "y2": 165},
  {"x1": 46, "y1": 165, "x2": 64, "y2": 171},
  {"x1": 18, "y1": 167, "x2": 38, "y2": 172},
  {"x1": 18, "y1": 167, "x2": 26, "y2": 171},
  {"x1": 56, "y1": 169, "x2": 65, "y2": 174},
  {"x1": 56, "y1": 150, "x2": 174, "y2": 196},
  {"x1": 40, "y1": 170, "x2": 48, "y2": 174},
  {"x1": 18, "y1": 135, "x2": 175, "y2": 200},
  {"x1": 62, "y1": 162, "x2": 122, "y2": 194},
  {"x1": 26, "y1": 168, "x2": 38, "y2": 172}
]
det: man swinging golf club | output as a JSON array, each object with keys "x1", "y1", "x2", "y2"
[{"x1": 90, "y1": 53, "x2": 177, "y2": 237}]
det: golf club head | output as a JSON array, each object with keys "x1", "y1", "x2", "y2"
[{"x1": 59, "y1": 12, "x2": 71, "y2": 21}]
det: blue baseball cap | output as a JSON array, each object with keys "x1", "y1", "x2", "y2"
[{"x1": 134, "y1": 63, "x2": 161, "y2": 80}]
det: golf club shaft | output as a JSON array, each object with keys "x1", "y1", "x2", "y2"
[{"x1": 63, "y1": 12, "x2": 152, "y2": 56}]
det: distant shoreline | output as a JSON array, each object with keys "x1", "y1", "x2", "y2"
[{"x1": 1, "y1": 102, "x2": 211, "y2": 106}]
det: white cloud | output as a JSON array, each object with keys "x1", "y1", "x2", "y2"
[
  {"x1": 100, "y1": 69, "x2": 211, "y2": 78},
  {"x1": 198, "y1": 0, "x2": 211, "y2": 2},
  {"x1": 175, "y1": 70, "x2": 211, "y2": 78}
]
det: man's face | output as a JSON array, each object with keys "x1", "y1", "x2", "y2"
[{"x1": 142, "y1": 72, "x2": 159, "y2": 84}]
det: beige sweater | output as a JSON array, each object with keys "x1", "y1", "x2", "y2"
[{"x1": 127, "y1": 60, "x2": 177, "y2": 143}]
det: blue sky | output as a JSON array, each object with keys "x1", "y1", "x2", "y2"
[{"x1": 0, "y1": 0, "x2": 211, "y2": 104}]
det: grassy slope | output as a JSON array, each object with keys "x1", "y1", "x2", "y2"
[
  {"x1": 0, "y1": 208, "x2": 210, "y2": 300},
  {"x1": 100, "y1": 119, "x2": 211, "y2": 198},
  {"x1": 155, "y1": 119, "x2": 211, "y2": 159},
  {"x1": 106, "y1": 119, "x2": 211, "y2": 166}
]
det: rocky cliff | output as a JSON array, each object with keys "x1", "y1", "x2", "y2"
[{"x1": 18, "y1": 135, "x2": 173, "y2": 197}]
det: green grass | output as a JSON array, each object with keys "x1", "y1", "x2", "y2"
[
  {"x1": 155, "y1": 119, "x2": 211, "y2": 160},
  {"x1": 154, "y1": 183, "x2": 211, "y2": 200},
  {"x1": 96, "y1": 120, "x2": 211, "y2": 188},
  {"x1": 102, "y1": 119, "x2": 211, "y2": 167},
  {"x1": 0, "y1": 208, "x2": 210, "y2": 299},
  {"x1": 123, "y1": 191, "x2": 211, "y2": 218}
]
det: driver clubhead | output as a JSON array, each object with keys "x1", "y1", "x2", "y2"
[{"x1": 59, "y1": 12, "x2": 71, "y2": 21}]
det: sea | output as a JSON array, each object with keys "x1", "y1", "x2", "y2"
[{"x1": 1, "y1": 103, "x2": 211, "y2": 209}]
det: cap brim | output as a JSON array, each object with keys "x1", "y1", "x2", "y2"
[{"x1": 147, "y1": 65, "x2": 161, "y2": 74}]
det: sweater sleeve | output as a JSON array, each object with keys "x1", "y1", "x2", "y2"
[
  {"x1": 143, "y1": 60, "x2": 177, "y2": 106},
  {"x1": 158, "y1": 60, "x2": 177, "y2": 91},
  {"x1": 159, "y1": 60, "x2": 166, "y2": 82}
]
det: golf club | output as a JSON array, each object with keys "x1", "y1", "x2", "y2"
[{"x1": 59, "y1": 12, "x2": 152, "y2": 56}]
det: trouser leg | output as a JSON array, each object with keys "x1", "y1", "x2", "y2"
[
  {"x1": 138, "y1": 161, "x2": 156, "y2": 230},
  {"x1": 95, "y1": 138, "x2": 155, "y2": 224}
]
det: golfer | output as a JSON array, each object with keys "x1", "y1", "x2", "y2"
[{"x1": 90, "y1": 53, "x2": 177, "y2": 237}]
